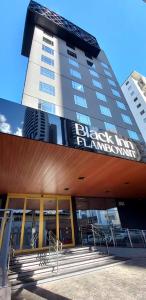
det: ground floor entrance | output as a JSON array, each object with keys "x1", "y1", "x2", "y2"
[{"x1": 5, "y1": 194, "x2": 75, "y2": 253}]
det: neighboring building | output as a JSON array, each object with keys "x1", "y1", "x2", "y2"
[
  {"x1": 1, "y1": 1, "x2": 146, "y2": 255},
  {"x1": 121, "y1": 71, "x2": 146, "y2": 143}
]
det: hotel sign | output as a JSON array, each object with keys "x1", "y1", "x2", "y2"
[{"x1": 67, "y1": 121, "x2": 141, "y2": 162}]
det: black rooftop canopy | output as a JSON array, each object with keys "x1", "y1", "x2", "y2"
[{"x1": 22, "y1": 1, "x2": 101, "y2": 57}]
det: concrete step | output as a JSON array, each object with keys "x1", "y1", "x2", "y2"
[
  {"x1": 9, "y1": 255, "x2": 113, "y2": 280},
  {"x1": 11, "y1": 246, "x2": 91, "y2": 262},
  {"x1": 10, "y1": 249, "x2": 106, "y2": 270},
  {"x1": 10, "y1": 256, "x2": 126, "y2": 290}
]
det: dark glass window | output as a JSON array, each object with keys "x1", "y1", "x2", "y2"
[
  {"x1": 126, "y1": 81, "x2": 129, "y2": 85},
  {"x1": 67, "y1": 50, "x2": 77, "y2": 58},
  {"x1": 66, "y1": 42, "x2": 75, "y2": 50},
  {"x1": 140, "y1": 110, "x2": 145, "y2": 115},
  {"x1": 87, "y1": 60, "x2": 94, "y2": 67},
  {"x1": 134, "y1": 97, "x2": 138, "y2": 102},
  {"x1": 43, "y1": 37, "x2": 54, "y2": 46},
  {"x1": 137, "y1": 103, "x2": 141, "y2": 108}
]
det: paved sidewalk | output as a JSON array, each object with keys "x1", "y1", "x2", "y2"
[{"x1": 12, "y1": 258, "x2": 146, "y2": 300}]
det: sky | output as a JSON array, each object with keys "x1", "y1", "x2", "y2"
[{"x1": 0, "y1": 0, "x2": 146, "y2": 104}]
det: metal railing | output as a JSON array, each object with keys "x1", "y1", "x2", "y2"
[
  {"x1": 48, "y1": 231, "x2": 63, "y2": 272},
  {"x1": 79, "y1": 224, "x2": 146, "y2": 251},
  {"x1": 0, "y1": 209, "x2": 13, "y2": 287}
]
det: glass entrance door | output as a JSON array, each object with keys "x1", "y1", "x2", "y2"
[
  {"x1": 6, "y1": 194, "x2": 75, "y2": 253},
  {"x1": 43, "y1": 197, "x2": 57, "y2": 247}
]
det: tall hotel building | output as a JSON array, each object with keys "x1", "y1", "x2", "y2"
[{"x1": 1, "y1": 1, "x2": 146, "y2": 255}]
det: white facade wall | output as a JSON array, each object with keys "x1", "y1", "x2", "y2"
[{"x1": 122, "y1": 74, "x2": 146, "y2": 143}]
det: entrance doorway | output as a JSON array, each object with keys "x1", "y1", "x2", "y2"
[{"x1": 6, "y1": 194, "x2": 75, "y2": 253}]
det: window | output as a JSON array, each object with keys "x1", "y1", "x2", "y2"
[
  {"x1": 69, "y1": 58, "x2": 79, "y2": 68},
  {"x1": 70, "y1": 69, "x2": 81, "y2": 79},
  {"x1": 121, "y1": 113, "x2": 132, "y2": 125},
  {"x1": 67, "y1": 49, "x2": 77, "y2": 58},
  {"x1": 74, "y1": 95, "x2": 87, "y2": 108},
  {"x1": 116, "y1": 100, "x2": 126, "y2": 110},
  {"x1": 39, "y1": 82, "x2": 55, "y2": 96},
  {"x1": 128, "y1": 86, "x2": 132, "y2": 90},
  {"x1": 42, "y1": 45, "x2": 54, "y2": 55},
  {"x1": 108, "y1": 78, "x2": 116, "y2": 87},
  {"x1": 43, "y1": 37, "x2": 54, "y2": 46},
  {"x1": 137, "y1": 103, "x2": 141, "y2": 108},
  {"x1": 38, "y1": 100, "x2": 55, "y2": 114},
  {"x1": 104, "y1": 69, "x2": 112, "y2": 77},
  {"x1": 89, "y1": 69, "x2": 99, "y2": 78},
  {"x1": 85, "y1": 52, "x2": 93, "y2": 60},
  {"x1": 76, "y1": 112, "x2": 91, "y2": 126},
  {"x1": 140, "y1": 110, "x2": 145, "y2": 115},
  {"x1": 104, "y1": 122, "x2": 117, "y2": 133},
  {"x1": 127, "y1": 130, "x2": 139, "y2": 141},
  {"x1": 72, "y1": 81, "x2": 84, "y2": 92},
  {"x1": 92, "y1": 79, "x2": 102, "y2": 89},
  {"x1": 100, "y1": 105, "x2": 112, "y2": 117},
  {"x1": 126, "y1": 81, "x2": 129, "y2": 85},
  {"x1": 130, "y1": 91, "x2": 134, "y2": 96},
  {"x1": 87, "y1": 60, "x2": 95, "y2": 68},
  {"x1": 66, "y1": 42, "x2": 75, "y2": 50},
  {"x1": 96, "y1": 92, "x2": 107, "y2": 102},
  {"x1": 40, "y1": 67, "x2": 55, "y2": 79},
  {"x1": 101, "y1": 62, "x2": 109, "y2": 69},
  {"x1": 111, "y1": 88, "x2": 121, "y2": 97},
  {"x1": 43, "y1": 31, "x2": 53, "y2": 38},
  {"x1": 41, "y1": 55, "x2": 54, "y2": 66},
  {"x1": 134, "y1": 97, "x2": 138, "y2": 102}
]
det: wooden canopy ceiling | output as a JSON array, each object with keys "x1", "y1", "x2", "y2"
[{"x1": 0, "y1": 133, "x2": 146, "y2": 199}]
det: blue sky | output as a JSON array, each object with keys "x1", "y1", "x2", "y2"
[{"x1": 0, "y1": 0, "x2": 146, "y2": 104}]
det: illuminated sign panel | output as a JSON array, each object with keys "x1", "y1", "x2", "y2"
[{"x1": 67, "y1": 121, "x2": 141, "y2": 162}]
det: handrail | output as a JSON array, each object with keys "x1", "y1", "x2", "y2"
[
  {"x1": 79, "y1": 224, "x2": 146, "y2": 250},
  {"x1": 48, "y1": 230, "x2": 63, "y2": 272},
  {"x1": 91, "y1": 224, "x2": 109, "y2": 255}
]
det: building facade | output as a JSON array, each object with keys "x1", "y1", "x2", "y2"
[
  {"x1": 122, "y1": 71, "x2": 146, "y2": 143},
  {"x1": 1, "y1": 1, "x2": 146, "y2": 254},
  {"x1": 22, "y1": 1, "x2": 143, "y2": 143}
]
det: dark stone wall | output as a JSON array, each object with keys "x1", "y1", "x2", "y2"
[{"x1": 116, "y1": 199, "x2": 146, "y2": 229}]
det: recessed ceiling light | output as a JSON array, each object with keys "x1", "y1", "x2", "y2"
[
  {"x1": 78, "y1": 176, "x2": 85, "y2": 180},
  {"x1": 64, "y1": 187, "x2": 69, "y2": 191}
]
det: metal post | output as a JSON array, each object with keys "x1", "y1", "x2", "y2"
[
  {"x1": 56, "y1": 240, "x2": 59, "y2": 273},
  {"x1": 104, "y1": 234, "x2": 109, "y2": 255},
  {"x1": 110, "y1": 227, "x2": 116, "y2": 247},
  {"x1": 141, "y1": 230, "x2": 146, "y2": 247},
  {"x1": 127, "y1": 229, "x2": 133, "y2": 248},
  {"x1": 92, "y1": 224, "x2": 96, "y2": 247}
]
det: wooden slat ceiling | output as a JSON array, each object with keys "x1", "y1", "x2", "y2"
[{"x1": 0, "y1": 133, "x2": 146, "y2": 199}]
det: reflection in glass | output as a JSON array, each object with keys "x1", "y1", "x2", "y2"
[
  {"x1": 8, "y1": 198, "x2": 24, "y2": 250},
  {"x1": 23, "y1": 199, "x2": 40, "y2": 249},
  {"x1": 58, "y1": 200, "x2": 72, "y2": 244},
  {"x1": 43, "y1": 199, "x2": 57, "y2": 247}
]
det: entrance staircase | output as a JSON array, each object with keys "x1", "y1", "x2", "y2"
[{"x1": 8, "y1": 246, "x2": 127, "y2": 290}]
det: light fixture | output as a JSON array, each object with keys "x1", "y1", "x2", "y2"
[
  {"x1": 78, "y1": 176, "x2": 85, "y2": 180},
  {"x1": 64, "y1": 187, "x2": 69, "y2": 191}
]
